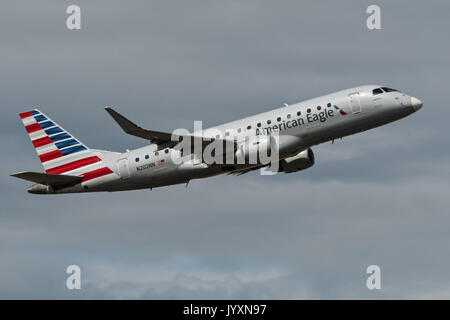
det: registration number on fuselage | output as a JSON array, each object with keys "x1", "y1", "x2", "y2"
[{"x1": 136, "y1": 162, "x2": 155, "y2": 171}]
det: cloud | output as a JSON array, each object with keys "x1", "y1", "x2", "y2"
[{"x1": 2, "y1": 174, "x2": 450, "y2": 298}]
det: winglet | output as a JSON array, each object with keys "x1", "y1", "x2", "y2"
[
  {"x1": 104, "y1": 107, "x2": 147, "y2": 138},
  {"x1": 104, "y1": 106, "x2": 136, "y2": 132}
]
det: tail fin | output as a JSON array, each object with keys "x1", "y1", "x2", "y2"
[{"x1": 19, "y1": 109, "x2": 107, "y2": 175}]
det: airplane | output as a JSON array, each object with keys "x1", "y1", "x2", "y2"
[{"x1": 11, "y1": 85, "x2": 422, "y2": 194}]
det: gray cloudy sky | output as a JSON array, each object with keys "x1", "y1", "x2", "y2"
[{"x1": 1, "y1": 0, "x2": 449, "y2": 299}]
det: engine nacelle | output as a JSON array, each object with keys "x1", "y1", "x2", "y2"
[
  {"x1": 279, "y1": 148, "x2": 315, "y2": 173},
  {"x1": 234, "y1": 135, "x2": 273, "y2": 165}
]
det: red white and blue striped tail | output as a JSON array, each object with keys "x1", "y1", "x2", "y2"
[{"x1": 19, "y1": 109, "x2": 113, "y2": 179}]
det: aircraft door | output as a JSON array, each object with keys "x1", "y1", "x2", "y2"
[
  {"x1": 117, "y1": 158, "x2": 130, "y2": 179},
  {"x1": 349, "y1": 93, "x2": 362, "y2": 114}
]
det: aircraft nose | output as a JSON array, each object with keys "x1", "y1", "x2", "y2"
[{"x1": 410, "y1": 97, "x2": 423, "y2": 111}]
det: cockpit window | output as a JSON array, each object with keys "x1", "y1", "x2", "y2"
[
  {"x1": 381, "y1": 87, "x2": 397, "y2": 92},
  {"x1": 372, "y1": 88, "x2": 383, "y2": 95}
]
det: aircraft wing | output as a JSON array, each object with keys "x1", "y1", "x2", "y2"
[
  {"x1": 105, "y1": 107, "x2": 236, "y2": 151},
  {"x1": 11, "y1": 171, "x2": 82, "y2": 186}
]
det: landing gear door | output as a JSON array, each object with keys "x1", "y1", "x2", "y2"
[
  {"x1": 117, "y1": 158, "x2": 130, "y2": 179},
  {"x1": 349, "y1": 93, "x2": 362, "y2": 114}
]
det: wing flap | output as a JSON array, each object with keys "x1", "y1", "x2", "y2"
[{"x1": 227, "y1": 165, "x2": 265, "y2": 176}]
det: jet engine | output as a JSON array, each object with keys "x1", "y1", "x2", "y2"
[{"x1": 279, "y1": 148, "x2": 315, "y2": 173}]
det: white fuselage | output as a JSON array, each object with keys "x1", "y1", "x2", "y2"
[{"x1": 55, "y1": 85, "x2": 422, "y2": 193}]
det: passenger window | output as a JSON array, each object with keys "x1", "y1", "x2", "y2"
[
  {"x1": 225, "y1": 131, "x2": 230, "y2": 136},
  {"x1": 215, "y1": 134, "x2": 220, "y2": 139},
  {"x1": 267, "y1": 120, "x2": 271, "y2": 124},
  {"x1": 327, "y1": 103, "x2": 331, "y2": 107},
  {"x1": 155, "y1": 151, "x2": 159, "y2": 156},
  {"x1": 247, "y1": 125, "x2": 251, "y2": 130},
  {"x1": 257, "y1": 123, "x2": 261, "y2": 127},
  {"x1": 307, "y1": 108, "x2": 311, "y2": 113},
  {"x1": 145, "y1": 155, "x2": 149, "y2": 159},
  {"x1": 297, "y1": 111, "x2": 301, "y2": 116},
  {"x1": 372, "y1": 88, "x2": 383, "y2": 95},
  {"x1": 277, "y1": 117, "x2": 281, "y2": 122},
  {"x1": 135, "y1": 157, "x2": 139, "y2": 162},
  {"x1": 317, "y1": 106, "x2": 321, "y2": 110},
  {"x1": 237, "y1": 128, "x2": 241, "y2": 133},
  {"x1": 165, "y1": 149, "x2": 169, "y2": 154},
  {"x1": 287, "y1": 114, "x2": 291, "y2": 119}
]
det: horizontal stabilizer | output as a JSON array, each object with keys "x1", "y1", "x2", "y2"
[{"x1": 11, "y1": 171, "x2": 82, "y2": 186}]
